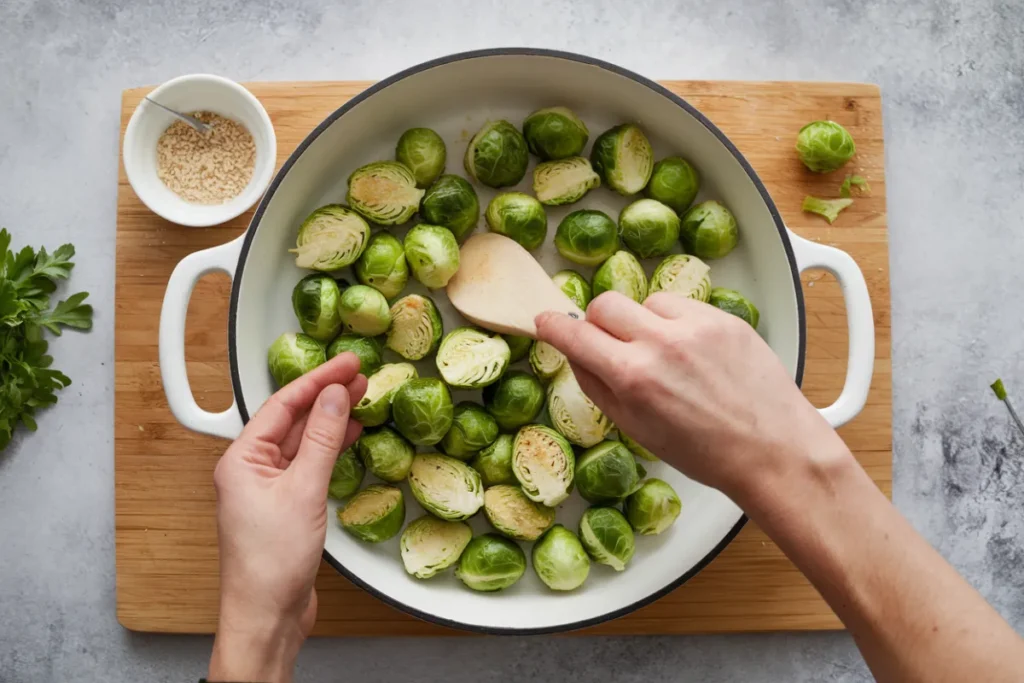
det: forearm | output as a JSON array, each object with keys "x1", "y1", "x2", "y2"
[{"x1": 209, "y1": 610, "x2": 304, "y2": 683}]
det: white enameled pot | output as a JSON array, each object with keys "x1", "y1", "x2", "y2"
[{"x1": 158, "y1": 49, "x2": 874, "y2": 634}]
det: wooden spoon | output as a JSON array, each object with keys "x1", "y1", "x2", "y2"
[{"x1": 447, "y1": 233, "x2": 585, "y2": 338}]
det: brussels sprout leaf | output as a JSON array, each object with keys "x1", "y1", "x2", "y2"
[
  {"x1": 839, "y1": 175, "x2": 871, "y2": 198},
  {"x1": 802, "y1": 196, "x2": 854, "y2": 224}
]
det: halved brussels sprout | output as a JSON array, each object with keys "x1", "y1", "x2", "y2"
[
  {"x1": 680, "y1": 200, "x2": 739, "y2": 259},
  {"x1": 532, "y1": 157, "x2": 600, "y2": 206},
  {"x1": 354, "y1": 232, "x2": 408, "y2": 299},
  {"x1": 618, "y1": 198, "x2": 681, "y2": 259},
  {"x1": 532, "y1": 525, "x2": 590, "y2": 591},
  {"x1": 511, "y1": 424, "x2": 575, "y2": 507},
  {"x1": 470, "y1": 433, "x2": 516, "y2": 486},
  {"x1": 290, "y1": 204, "x2": 371, "y2": 271},
  {"x1": 327, "y1": 447, "x2": 365, "y2": 500},
  {"x1": 579, "y1": 506, "x2": 635, "y2": 571},
  {"x1": 291, "y1": 274, "x2": 343, "y2": 342},
  {"x1": 709, "y1": 287, "x2": 760, "y2": 328},
  {"x1": 591, "y1": 250, "x2": 648, "y2": 303},
  {"x1": 590, "y1": 124, "x2": 654, "y2": 196},
  {"x1": 554, "y1": 210, "x2": 619, "y2": 267},
  {"x1": 547, "y1": 366, "x2": 613, "y2": 447},
  {"x1": 403, "y1": 224, "x2": 460, "y2": 289},
  {"x1": 326, "y1": 333, "x2": 383, "y2": 375},
  {"x1": 529, "y1": 340, "x2": 566, "y2": 382},
  {"x1": 796, "y1": 120, "x2": 856, "y2": 173},
  {"x1": 625, "y1": 478, "x2": 682, "y2": 535},
  {"x1": 645, "y1": 157, "x2": 701, "y2": 213},
  {"x1": 356, "y1": 426, "x2": 415, "y2": 482},
  {"x1": 455, "y1": 533, "x2": 527, "y2": 591},
  {"x1": 346, "y1": 161, "x2": 424, "y2": 225},
  {"x1": 267, "y1": 333, "x2": 326, "y2": 387},
  {"x1": 386, "y1": 294, "x2": 443, "y2": 360},
  {"x1": 484, "y1": 192, "x2": 548, "y2": 251},
  {"x1": 392, "y1": 378, "x2": 454, "y2": 446},
  {"x1": 464, "y1": 120, "x2": 529, "y2": 188},
  {"x1": 503, "y1": 334, "x2": 533, "y2": 363},
  {"x1": 482, "y1": 370, "x2": 545, "y2": 431},
  {"x1": 648, "y1": 254, "x2": 712, "y2": 302},
  {"x1": 575, "y1": 440, "x2": 642, "y2": 504},
  {"x1": 337, "y1": 484, "x2": 405, "y2": 543},
  {"x1": 419, "y1": 175, "x2": 480, "y2": 242},
  {"x1": 350, "y1": 362, "x2": 417, "y2": 426},
  {"x1": 408, "y1": 453, "x2": 484, "y2": 521},
  {"x1": 338, "y1": 284, "x2": 391, "y2": 336},
  {"x1": 483, "y1": 485, "x2": 555, "y2": 541},
  {"x1": 441, "y1": 402, "x2": 499, "y2": 461},
  {"x1": 395, "y1": 127, "x2": 447, "y2": 188},
  {"x1": 400, "y1": 515, "x2": 472, "y2": 579},
  {"x1": 619, "y1": 432, "x2": 659, "y2": 462},
  {"x1": 436, "y1": 328, "x2": 510, "y2": 389},
  {"x1": 522, "y1": 106, "x2": 589, "y2": 160},
  {"x1": 552, "y1": 270, "x2": 592, "y2": 309}
]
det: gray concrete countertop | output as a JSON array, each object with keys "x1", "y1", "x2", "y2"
[{"x1": 1, "y1": 0, "x2": 1021, "y2": 681}]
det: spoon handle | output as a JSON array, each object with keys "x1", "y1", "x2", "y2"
[{"x1": 144, "y1": 97, "x2": 211, "y2": 134}]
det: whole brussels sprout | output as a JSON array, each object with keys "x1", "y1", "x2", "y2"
[
  {"x1": 625, "y1": 478, "x2": 682, "y2": 535},
  {"x1": 648, "y1": 254, "x2": 712, "y2": 302},
  {"x1": 579, "y1": 506, "x2": 635, "y2": 571},
  {"x1": 455, "y1": 533, "x2": 527, "y2": 592},
  {"x1": 503, "y1": 334, "x2": 533, "y2": 363},
  {"x1": 290, "y1": 274, "x2": 343, "y2": 342},
  {"x1": 337, "y1": 484, "x2": 405, "y2": 543},
  {"x1": 590, "y1": 123, "x2": 654, "y2": 195},
  {"x1": 392, "y1": 378, "x2": 454, "y2": 446},
  {"x1": 395, "y1": 127, "x2": 447, "y2": 188},
  {"x1": 346, "y1": 161, "x2": 424, "y2": 225},
  {"x1": 532, "y1": 157, "x2": 600, "y2": 206},
  {"x1": 522, "y1": 106, "x2": 589, "y2": 160},
  {"x1": 386, "y1": 294, "x2": 443, "y2": 361},
  {"x1": 483, "y1": 485, "x2": 555, "y2": 541},
  {"x1": 645, "y1": 157, "x2": 700, "y2": 213},
  {"x1": 575, "y1": 440, "x2": 642, "y2": 504},
  {"x1": 554, "y1": 210, "x2": 619, "y2": 267},
  {"x1": 547, "y1": 366, "x2": 612, "y2": 447},
  {"x1": 338, "y1": 284, "x2": 391, "y2": 336},
  {"x1": 680, "y1": 200, "x2": 739, "y2": 259},
  {"x1": 532, "y1": 525, "x2": 590, "y2": 591},
  {"x1": 591, "y1": 250, "x2": 648, "y2": 304},
  {"x1": 511, "y1": 424, "x2": 575, "y2": 506},
  {"x1": 483, "y1": 370, "x2": 545, "y2": 431},
  {"x1": 485, "y1": 192, "x2": 548, "y2": 251},
  {"x1": 404, "y1": 224, "x2": 460, "y2": 289},
  {"x1": 356, "y1": 426, "x2": 415, "y2": 482},
  {"x1": 435, "y1": 327, "x2": 510, "y2": 389},
  {"x1": 420, "y1": 175, "x2": 480, "y2": 242},
  {"x1": 326, "y1": 333, "x2": 383, "y2": 375},
  {"x1": 618, "y1": 198, "x2": 681, "y2": 259},
  {"x1": 290, "y1": 204, "x2": 371, "y2": 271},
  {"x1": 529, "y1": 340, "x2": 566, "y2": 383},
  {"x1": 464, "y1": 120, "x2": 529, "y2": 188},
  {"x1": 400, "y1": 515, "x2": 472, "y2": 579},
  {"x1": 350, "y1": 362, "x2": 417, "y2": 426},
  {"x1": 796, "y1": 120, "x2": 856, "y2": 173},
  {"x1": 470, "y1": 434, "x2": 516, "y2": 486},
  {"x1": 552, "y1": 270, "x2": 592, "y2": 309},
  {"x1": 709, "y1": 287, "x2": 760, "y2": 328},
  {"x1": 267, "y1": 333, "x2": 326, "y2": 387},
  {"x1": 619, "y1": 432, "x2": 659, "y2": 462},
  {"x1": 441, "y1": 402, "x2": 499, "y2": 460},
  {"x1": 354, "y1": 232, "x2": 408, "y2": 299},
  {"x1": 408, "y1": 453, "x2": 484, "y2": 521},
  {"x1": 327, "y1": 447, "x2": 365, "y2": 500}
]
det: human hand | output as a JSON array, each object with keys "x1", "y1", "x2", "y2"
[{"x1": 208, "y1": 353, "x2": 367, "y2": 683}]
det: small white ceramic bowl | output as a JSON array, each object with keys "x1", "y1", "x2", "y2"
[{"x1": 123, "y1": 73, "x2": 276, "y2": 227}]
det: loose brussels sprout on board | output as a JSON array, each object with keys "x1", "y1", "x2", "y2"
[
  {"x1": 648, "y1": 254, "x2": 712, "y2": 302},
  {"x1": 456, "y1": 533, "x2": 527, "y2": 592},
  {"x1": 290, "y1": 204, "x2": 370, "y2": 271},
  {"x1": 503, "y1": 334, "x2": 533, "y2": 363},
  {"x1": 625, "y1": 478, "x2": 682, "y2": 535},
  {"x1": 532, "y1": 525, "x2": 590, "y2": 591},
  {"x1": 441, "y1": 402, "x2": 500, "y2": 460},
  {"x1": 408, "y1": 453, "x2": 485, "y2": 521},
  {"x1": 483, "y1": 485, "x2": 555, "y2": 541},
  {"x1": 680, "y1": 200, "x2": 739, "y2": 259},
  {"x1": 326, "y1": 333, "x2": 383, "y2": 375},
  {"x1": 618, "y1": 198, "x2": 681, "y2": 259},
  {"x1": 645, "y1": 157, "x2": 700, "y2": 213},
  {"x1": 291, "y1": 274, "x2": 343, "y2": 342},
  {"x1": 400, "y1": 515, "x2": 472, "y2": 579},
  {"x1": 327, "y1": 447, "x2": 365, "y2": 500},
  {"x1": 591, "y1": 250, "x2": 648, "y2": 304},
  {"x1": 464, "y1": 120, "x2": 529, "y2": 188},
  {"x1": 404, "y1": 223, "x2": 461, "y2": 289},
  {"x1": 532, "y1": 157, "x2": 600, "y2": 206},
  {"x1": 392, "y1": 377, "x2": 454, "y2": 446},
  {"x1": 267, "y1": 333, "x2": 326, "y2": 388},
  {"x1": 470, "y1": 433, "x2": 516, "y2": 487},
  {"x1": 338, "y1": 484, "x2": 405, "y2": 543},
  {"x1": 485, "y1": 192, "x2": 548, "y2": 251},
  {"x1": 547, "y1": 366, "x2": 613, "y2": 447},
  {"x1": 483, "y1": 370, "x2": 545, "y2": 432},
  {"x1": 420, "y1": 175, "x2": 480, "y2": 242},
  {"x1": 575, "y1": 440, "x2": 642, "y2": 504},
  {"x1": 354, "y1": 231, "x2": 408, "y2": 299},
  {"x1": 395, "y1": 127, "x2": 447, "y2": 188},
  {"x1": 356, "y1": 426, "x2": 415, "y2": 482},
  {"x1": 796, "y1": 120, "x2": 856, "y2": 173},
  {"x1": 619, "y1": 432, "x2": 659, "y2": 462},
  {"x1": 590, "y1": 123, "x2": 654, "y2": 195},
  {"x1": 522, "y1": 106, "x2": 589, "y2": 160},
  {"x1": 350, "y1": 362, "x2": 417, "y2": 426},
  {"x1": 579, "y1": 506, "x2": 635, "y2": 571},
  {"x1": 529, "y1": 340, "x2": 566, "y2": 383},
  {"x1": 709, "y1": 287, "x2": 760, "y2": 328},
  {"x1": 346, "y1": 161, "x2": 424, "y2": 226},
  {"x1": 386, "y1": 294, "x2": 444, "y2": 361},
  {"x1": 552, "y1": 270, "x2": 592, "y2": 310},
  {"x1": 512, "y1": 424, "x2": 575, "y2": 507},
  {"x1": 435, "y1": 328, "x2": 510, "y2": 389},
  {"x1": 338, "y1": 284, "x2": 391, "y2": 336},
  {"x1": 554, "y1": 210, "x2": 620, "y2": 267}
]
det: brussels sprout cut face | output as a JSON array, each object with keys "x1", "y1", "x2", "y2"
[
  {"x1": 482, "y1": 370, "x2": 545, "y2": 431},
  {"x1": 649, "y1": 254, "x2": 712, "y2": 302},
  {"x1": 391, "y1": 378, "x2": 454, "y2": 446},
  {"x1": 408, "y1": 453, "x2": 485, "y2": 521},
  {"x1": 338, "y1": 484, "x2": 405, "y2": 543},
  {"x1": 464, "y1": 120, "x2": 529, "y2": 188},
  {"x1": 338, "y1": 285, "x2": 391, "y2": 336},
  {"x1": 346, "y1": 161, "x2": 424, "y2": 226},
  {"x1": 645, "y1": 157, "x2": 701, "y2": 213},
  {"x1": 441, "y1": 402, "x2": 499, "y2": 460},
  {"x1": 470, "y1": 433, "x2": 516, "y2": 486},
  {"x1": 626, "y1": 478, "x2": 682, "y2": 535},
  {"x1": 503, "y1": 334, "x2": 533, "y2": 363},
  {"x1": 552, "y1": 270, "x2": 592, "y2": 310},
  {"x1": 579, "y1": 506, "x2": 635, "y2": 571},
  {"x1": 591, "y1": 250, "x2": 648, "y2": 304},
  {"x1": 554, "y1": 210, "x2": 620, "y2": 267},
  {"x1": 547, "y1": 366, "x2": 613, "y2": 447},
  {"x1": 400, "y1": 515, "x2": 472, "y2": 579},
  {"x1": 395, "y1": 127, "x2": 447, "y2": 188},
  {"x1": 484, "y1": 485, "x2": 556, "y2": 541},
  {"x1": 575, "y1": 440, "x2": 642, "y2": 504},
  {"x1": 386, "y1": 294, "x2": 443, "y2": 361},
  {"x1": 511, "y1": 424, "x2": 575, "y2": 507},
  {"x1": 709, "y1": 287, "x2": 760, "y2": 328},
  {"x1": 267, "y1": 333, "x2": 326, "y2": 387},
  {"x1": 485, "y1": 192, "x2": 548, "y2": 251},
  {"x1": 350, "y1": 362, "x2": 417, "y2": 426},
  {"x1": 290, "y1": 204, "x2": 371, "y2": 271},
  {"x1": 326, "y1": 333, "x2": 383, "y2": 375},
  {"x1": 404, "y1": 224, "x2": 461, "y2": 289},
  {"x1": 354, "y1": 232, "x2": 408, "y2": 299},
  {"x1": 456, "y1": 533, "x2": 527, "y2": 591},
  {"x1": 532, "y1": 157, "x2": 600, "y2": 206},
  {"x1": 796, "y1": 120, "x2": 856, "y2": 173},
  {"x1": 590, "y1": 124, "x2": 654, "y2": 196},
  {"x1": 681, "y1": 200, "x2": 739, "y2": 260},
  {"x1": 356, "y1": 426, "x2": 415, "y2": 482},
  {"x1": 618, "y1": 198, "x2": 682, "y2": 259},
  {"x1": 619, "y1": 432, "x2": 659, "y2": 462},
  {"x1": 327, "y1": 447, "x2": 365, "y2": 500},
  {"x1": 522, "y1": 106, "x2": 590, "y2": 160},
  {"x1": 420, "y1": 175, "x2": 480, "y2": 242},
  {"x1": 291, "y1": 274, "x2": 343, "y2": 342},
  {"x1": 532, "y1": 525, "x2": 590, "y2": 591},
  {"x1": 529, "y1": 340, "x2": 566, "y2": 382},
  {"x1": 436, "y1": 328, "x2": 510, "y2": 389}
]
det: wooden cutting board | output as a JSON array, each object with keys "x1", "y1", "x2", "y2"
[{"x1": 115, "y1": 80, "x2": 890, "y2": 635}]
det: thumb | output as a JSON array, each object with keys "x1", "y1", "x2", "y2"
[{"x1": 291, "y1": 384, "x2": 352, "y2": 498}]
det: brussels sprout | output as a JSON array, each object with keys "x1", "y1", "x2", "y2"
[
  {"x1": 483, "y1": 485, "x2": 555, "y2": 541},
  {"x1": 680, "y1": 200, "x2": 739, "y2": 259},
  {"x1": 350, "y1": 362, "x2": 417, "y2": 426},
  {"x1": 470, "y1": 434, "x2": 516, "y2": 486},
  {"x1": 326, "y1": 333, "x2": 383, "y2": 375},
  {"x1": 356, "y1": 426, "x2": 415, "y2": 482},
  {"x1": 503, "y1": 334, "x2": 533, "y2": 363},
  {"x1": 618, "y1": 198, "x2": 681, "y2": 259},
  {"x1": 327, "y1": 447, "x2": 365, "y2": 500},
  {"x1": 590, "y1": 124, "x2": 654, "y2": 196},
  {"x1": 626, "y1": 478, "x2": 682, "y2": 535},
  {"x1": 386, "y1": 294, "x2": 443, "y2": 361},
  {"x1": 436, "y1": 328, "x2": 510, "y2": 389},
  {"x1": 619, "y1": 432, "x2": 659, "y2": 462},
  {"x1": 532, "y1": 525, "x2": 590, "y2": 591},
  {"x1": 338, "y1": 284, "x2": 391, "y2": 336},
  {"x1": 796, "y1": 120, "x2": 856, "y2": 173},
  {"x1": 709, "y1": 287, "x2": 760, "y2": 328},
  {"x1": 267, "y1": 333, "x2": 326, "y2": 387},
  {"x1": 441, "y1": 402, "x2": 499, "y2": 460},
  {"x1": 395, "y1": 127, "x2": 447, "y2": 188},
  {"x1": 532, "y1": 157, "x2": 600, "y2": 206},
  {"x1": 337, "y1": 484, "x2": 405, "y2": 543},
  {"x1": 346, "y1": 161, "x2": 424, "y2": 226},
  {"x1": 554, "y1": 210, "x2": 620, "y2": 267},
  {"x1": 552, "y1": 270, "x2": 592, "y2": 310},
  {"x1": 289, "y1": 274, "x2": 343, "y2": 342},
  {"x1": 290, "y1": 204, "x2": 371, "y2": 271},
  {"x1": 645, "y1": 157, "x2": 700, "y2": 213},
  {"x1": 648, "y1": 254, "x2": 712, "y2": 302},
  {"x1": 483, "y1": 370, "x2": 545, "y2": 431},
  {"x1": 591, "y1": 250, "x2": 648, "y2": 304},
  {"x1": 522, "y1": 106, "x2": 589, "y2": 160},
  {"x1": 354, "y1": 232, "x2": 408, "y2": 299},
  {"x1": 392, "y1": 378, "x2": 454, "y2": 446},
  {"x1": 403, "y1": 223, "x2": 460, "y2": 289},
  {"x1": 575, "y1": 440, "x2": 642, "y2": 504},
  {"x1": 547, "y1": 366, "x2": 613, "y2": 448},
  {"x1": 484, "y1": 192, "x2": 548, "y2": 251},
  {"x1": 528, "y1": 341, "x2": 566, "y2": 382},
  {"x1": 579, "y1": 506, "x2": 635, "y2": 571},
  {"x1": 455, "y1": 533, "x2": 527, "y2": 591},
  {"x1": 419, "y1": 175, "x2": 480, "y2": 242},
  {"x1": 464, "y1": 120, "x2": 529, "y2": 188},
  {"x1": 408, "y1": 453, "x2": 484, "y2": 521},
  {"x1": 400, "y1": 515, "x2": 472, "y2": 579},
  {"x1": 511, "y1": 424, "x2": 575, "y2": 506}
]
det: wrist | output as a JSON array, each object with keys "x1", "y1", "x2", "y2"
[{"x1": 209, "y1": 607, "x2": 305, "y2": 683}]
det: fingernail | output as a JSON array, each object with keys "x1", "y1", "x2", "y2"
[{"x1": 319, "y1": 384, "x2": 348, "y2": 417}]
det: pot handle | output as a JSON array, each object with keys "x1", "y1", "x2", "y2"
[
  {"x1": 158, "y1": 236, "x2": 246, "y2": 440},
  {"x1": 788, "y1": 231, "x2": 875, "y2": 428}
]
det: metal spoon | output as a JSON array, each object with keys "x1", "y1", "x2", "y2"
[{"x1": 145, "y1": 96, "x2": 211, "y2": 134}]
